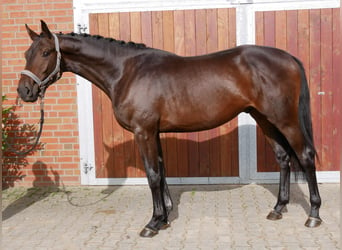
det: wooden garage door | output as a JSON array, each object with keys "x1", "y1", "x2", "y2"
[
  {"x1": 255, "y1": 8, "x2": 341, "y2": 172},
  {"x1": 89, "y1": 9, "x2": 239, "y2": 178}
]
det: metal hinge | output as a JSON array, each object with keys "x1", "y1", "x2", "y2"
[
  {"x1": 77, "y1": 24, "x2": 88, "y2": 34},
  {"x1": 83, "y1": 162, "x2": 93, "y2": 174}
]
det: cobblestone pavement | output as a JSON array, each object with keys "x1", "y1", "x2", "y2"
[{"x1": 2, "y1": 183, "x2": 340, "y2": 249}]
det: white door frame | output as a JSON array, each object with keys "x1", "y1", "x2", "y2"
[{"x1": 73, "y1": 0, "x2": 340, "y2": 185}]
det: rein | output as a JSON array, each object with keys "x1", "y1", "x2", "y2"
[
  {"x1": 7, "y1": 99, "x2": 45, "y2": 156},
  {"x1": 10, "y1": 33, "x2": 61, "y2": 156}
]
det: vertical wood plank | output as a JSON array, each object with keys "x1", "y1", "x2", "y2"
[
  {"x1": 275, "y1": 11, "x2": 287, "y2": 50},
  {"x1": 256, "y1": 128, "x2": 266, "y2": 172},
  {"x1": 217, "y1": 8, "x2": 228, "y2": 50},
  {"x1": 141, "y1": 11, "x2": 153, "y2": 47},
  {"x1": 286, "y1": 10, "x2": 298, "y2": 57},
  {"x1": 255, "y1": 12, "x2": 264, "y2": 45},
  {"x1": 309, "y1": 9, "x2": 322, "y2": 165},
  {"x1": 130, "y1": 12, "x2": 142, "y2": 43},
  {"x1": 264, "y1": 11, "x2": 275, "y2": 47},
  {"x1": 152, "y1": 11, "x2": 164, "y2": 50},
  {"x1": 298, "y1": 10, "x2": 310, "y2": 81},
  {"x1": 108, "y1": 13, "x2": 120, "y2": 40},
  {"x1": 195, "y1": 9, "x2": 207, "y2": 55},
  {"x1": 184, "y1": 10, "x2": 196, "y2": 56},
  {"x1": 174, "y1": 10, "x2": 185, "y2": 56},
  {"x1": 230, "y1": 119, "x2": 239, "y2": 176},
  {"x1": 320, "y1": 8, "x2": 333, "y2": 171},
  {"x1": 228, "y1": 8, "x2": 236, "y2": 48},
  {"x1": 119, "y1": 12, "x2": 131, "y2": 41},
  {"x1": 332, "y1": 8, "x2": 341, "y2": 171},
  {"x1": 206, "y1": 9, "x2": 218, "y2": 53},
  {"x1": 163, "y1": 11, "x2": 174, "y2": 52}
]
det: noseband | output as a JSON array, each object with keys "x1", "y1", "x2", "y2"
[{"x1": 21, "y1": 33, "x2": 62, "y2": 98}]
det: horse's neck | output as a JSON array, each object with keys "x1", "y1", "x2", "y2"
[{"x1": 59, "y1": 35, "x2": 131, "y2": 97}]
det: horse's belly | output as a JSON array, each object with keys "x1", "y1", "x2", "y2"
[{"x1": 159, "y1": 96, "x2": 246, "y2": 132}]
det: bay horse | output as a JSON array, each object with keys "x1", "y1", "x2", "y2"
[{"x1": 17, "y1": 21, "x2": 322, "y2": 237}]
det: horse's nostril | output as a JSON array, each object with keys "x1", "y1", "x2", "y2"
[{"x1": 25, "y1": 86, "x2": 31, "y2": 96}]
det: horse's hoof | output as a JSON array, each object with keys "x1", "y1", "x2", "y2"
[
  {"x1": 305, "y1": 217, "x2": 322, "y2": 228},
  {"x1": 139, "y1": 227, "x2": 158, "y2": 238},
  {"x1": 266, "y1": 210, "x2": 282, "y2": 220}
]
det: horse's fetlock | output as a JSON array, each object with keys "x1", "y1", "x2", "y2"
[{"x1": 310, "y1": 196, "x2": 321, "y2": 207}]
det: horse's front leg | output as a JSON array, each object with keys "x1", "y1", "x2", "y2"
[
  {"x1": 156, "y1": 134, "x2": 173, "y2": 215},
  {"x1": 135, "y1": 130, "x2": 170, "y2": 237}
]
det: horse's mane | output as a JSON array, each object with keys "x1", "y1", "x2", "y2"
[{"x1": 57, "y1": 32, "x2": 148, "y2": 49}]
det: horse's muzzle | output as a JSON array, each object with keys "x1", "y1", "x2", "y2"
[{"x1": 17, "y1": 80, "x2": 40, "y2": 102}]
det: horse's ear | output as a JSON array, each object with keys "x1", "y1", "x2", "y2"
[
  {"x1": 40, "y1": 20, "x2": 52, "y2": 39},
  {"x1": 25, "y1": 24, "x2": 39, "y2": 41}
]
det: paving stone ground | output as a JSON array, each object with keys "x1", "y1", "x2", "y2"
[{"x1": 2, "y1": 183, "x2": 340, "y2": 249}]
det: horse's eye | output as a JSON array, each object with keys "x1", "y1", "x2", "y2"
[{"x1": 42, "y1": 51, "x2": 50, "y2": 57}]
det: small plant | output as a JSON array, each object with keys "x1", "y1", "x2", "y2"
[{"x1": 2, "y1": 95, "x2": 14, "y2": 151}]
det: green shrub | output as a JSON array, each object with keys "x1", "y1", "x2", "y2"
[{"x1": 2, "y1": 95, "x2": 14, "y2": 151}]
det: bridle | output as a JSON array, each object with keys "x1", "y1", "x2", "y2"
[
  {"x1": 21, "y1": 33, "x2": 62, "y2": 99},
  {"x1": 10, "y1": 33, "x2": 61, "y2": 156}
]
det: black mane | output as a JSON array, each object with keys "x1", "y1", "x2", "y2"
[{"x1": 61, "y1": 32, "x2": 148, "y2": 49}]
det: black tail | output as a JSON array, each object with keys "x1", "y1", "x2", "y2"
[
  {"x1": 293, "y1": 56, "x2": 317, "y2": 156},
  {"x1": 287, "y1": 56, "x2": 318, "y2": 178}
]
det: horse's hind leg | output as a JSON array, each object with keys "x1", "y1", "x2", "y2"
[
  {"x1": 285, "y1": 132, "x2": 322, "y2": 227},
  {"x1": 135, "y1": 129, "x2": 170, "y2": 237},
  {"x1": 273, "y1": 125, "x2": 322, "y2": 227},
  {"x1": 251, "y1": 111, "x2": 291, "y2": 220},
  {"x1": 266, "y1": 142, "x2": 291, "y2": 220}
]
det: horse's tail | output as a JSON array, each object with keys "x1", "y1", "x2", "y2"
[
  {"x1": 294, "y1": 56, "x2": 317, "y2": 155},
  {"x1": 291, "y1": 56, "x2": 318, "y2": 174}
]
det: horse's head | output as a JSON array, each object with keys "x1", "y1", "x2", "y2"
[{"x1": 17, "y1": 20, "x2": 61, "y2": 102}]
